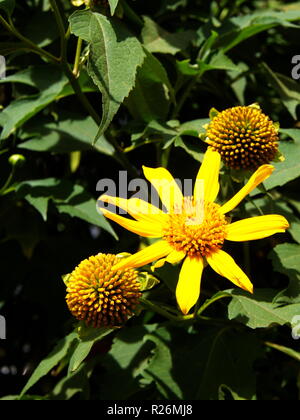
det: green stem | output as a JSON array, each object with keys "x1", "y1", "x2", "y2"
[
  {"x1": 73, "y1": 37, "x2": 83, "y2": 77},
  {"x1": 0, "y1": 169, "x2": 15, "y2": 195},
  {"x1": 0, "y1": 15, "x2": 59, "y2": 63},
  {"x1": 140, "y1": 298, "x2": 193, "y2": 322},
  {"x1": 264, "y1": 341, "x2": 300, "y2": 362},
  {"x1": 49, "y1": 0, "x2": 67, "y2": 60}
]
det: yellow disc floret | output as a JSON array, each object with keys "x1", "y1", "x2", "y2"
[
  {"x1": 163, "y1": 198, "x2": 228, "y2": 258},
  {"x1": 205, "y1": 106, "x2": 279, "y2": 169},
  {"x1": 66, "y1": 254, "x2": 141, "y2": 328}
]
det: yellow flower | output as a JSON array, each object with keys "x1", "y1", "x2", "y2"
[
  {"x1": 66, "y1": 254, "x2": 141, "y2": 328},
  {"x1": 71, "y1": 0, "x2": 90, "y2": 7},
  {"x1": 99, "y1": 149, "x2": 289, "y2": 315},
  {"x1": 205, "y1": 105, "x2": 280, "y2": 169}
]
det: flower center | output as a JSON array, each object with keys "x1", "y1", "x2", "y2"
[
  {"x1": 163, "y1": 198, "x2": 228, "y2": 257},
  {"x1": 206, "y1": 106, "x2": 279, "y2": 170},
  {"x1": 66, "y1": 254, "x2": 141, "y2": 328}
]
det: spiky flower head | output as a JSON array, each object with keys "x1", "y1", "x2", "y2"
[
  {"x1": 205, "y1": 105, "x2": 280, "y2": 170},
  {"x1": 66, "y1": 254, "x2": 141, "y2": 328}
]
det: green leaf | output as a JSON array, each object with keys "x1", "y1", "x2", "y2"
[
  {"x1": 271, "y1": 243, "x2": 300, "y2": 274},
  {"x1": 143, "y1": 331, "x2": 183, "y2": 399},
  {"x1": 138, "y1": 272, "x2": 160, "y2": 292},
  {"x1": 269, "y1": 243, "x2": 300, "y2": 304},
  {"x1": 199, "y1": 51, "x2": 241, "y2": 74},
  {"x1": 228, "y1": 289, "x2": 300, "y2": 329},
  {"x1": 262, "y1": 63, "x2": 300, "y2": 119},
  {"x1": 262, "y1": 140, "x2": 300, "y2": 190},
  {"x1": 69, "y1": 10, "x2": 145, "y2": 140},
  {"x1": 280, "y1": 128, "x2": 300, "y2": 141},
  {"x1": 16, "y1": 178, "x2": 117, "y2": 238},
  {"x1": 193, "y1": 329, "x2": 260, "y2": 400},
  {"x1": 174, "y1": 137, "x2": 204, "y2": 162},
  {"x1": 0, "y1": 0, "x2": 15, "y2": 16},
  {"x1": 142, "y1": 326, "x2": 260, "y2": 400},
  {"x1": 49, "y1": 363, "x2": 89, "y2": 400},
  {"x1": 290, "y1": 223, "x2": 300, "y2": 244},
  {"x1": 218, "y1": 385, "x2": 248, "y2": 401},
  {"x1": 180, "y1": 118, "x2": 210, "y2": 137},
  {"x1": 108, "y1": 0, "x2": 119, "y2": 15},
  {"x1": 0, "y1": 66, "x2": 67, "y2": 140},
  {"x1": 69, "y1": 327, "x2": 112, "y2": 373},
  {"x1": 18, "y1": 112, "x2": 115, "y2": 156},
  {"x1": 99, "y1": 325, "x2": 157, "y2": 399},
  {"x1": 21, "y1": 332, "x2": 78, "y2": 396},
  {"x1": 125, "y1": 50, "x2": 174, "y2": 123},
  {"x1": 141, "y1": 16, "x2": 195, "y2": 55},
  {"x1": 56, "y1": 186, "x2": 117, "y2": 239},
  {"x1": 217, "y1": 11, "x2": 300, "y2": 53}
]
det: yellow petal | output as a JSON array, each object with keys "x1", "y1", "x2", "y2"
[
  {"x1": 220, "y1": 165, "x2": 274, "y2": 214},
  {"x1": 176, "y1": 256, "x2": 204, "y2": 315},
  {"x1": 226, "y1": 215, "x2": 290, "y2": 241},
  {"x1": 101, "y1": 209, "x2": 163, "y2": 238},
  {"x1": 143, "y1": 166, "x2": 183, "y2": 212},
  {"x1": 100, "y1": 195, "x2": 167, "y2": 225},
  {"x1": 114, "y1": 240, "x2": 174, "y2": 271},
  {"x1": 207, "y1": 250, "x2": 253, "y2": 293},
  {"x1": 152, "y1": 250, "x2": 186, "y2": 270},
  {"x1": 194, "y1": 148, "x2": 221, "y2": 203}
]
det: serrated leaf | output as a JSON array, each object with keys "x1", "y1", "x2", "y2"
[
  {"x1": 125, "y1": 50, "x2": 174, "y2": 123},
  {"x1": 228, "y1": 289, "x2": 300, "y2": 329},
  {"x1": 262, "y1": 140, "x2": 300, "y2": 190},
  {"x1": 69, "y1": 10, "x2": 145, "y2": 141},
  {"x1": 21, "y1": 332, "x2": 78, "y2": 396}
]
